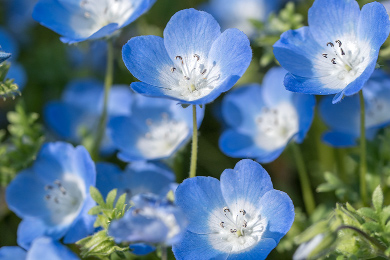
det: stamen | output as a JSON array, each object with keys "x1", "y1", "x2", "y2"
[
  {"x1": 171, "y1": 67, "x2": 176, "y2": 73},
  {"x1": 327, "y1": 42, "x2": 334, "y2": 47},
  {"x1": 220, "y1": 222, "x2": 225, "y2": 228},
  {"x1": 175, "y1": 56, "x2": 183, "y2": 64},
  {"x1": 341, "y1": 48, "x2": 345, "y2": 55},
  {"x1": 336, "y1": 40, "x2": 342, "y2": 47},
  {"x1": 331, "y1": 58, "x2": 336, "y2": 64},
  {"x1": 223, "y1": 207, "x2": 230, "y2": 213},
  {"x1": 243, "y1": 220, "x2": 247, "y2": 228},
  {"x1": 322, "y1": 54, "x2": 328, "y2": 58},
  {"x1": 240, "y1": 209, "x2": 246, "y2": 215},
  {"x1": 193, "y1": 54, "x2": 200, "y2": 61},
  {"x1": 230, "y1": 229, "x2": 237, "y2": 233}
]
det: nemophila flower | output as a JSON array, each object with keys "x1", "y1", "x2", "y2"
[
  {"x1": 0, "y1": 237, "x2": 80, "y2": 260},
  {"x1": 202, "y1": 0, "x2": 284, "y2": 38},
  {"x1": 0, "y1": 28, "x2": 27, "y2": 90},
  {"x1": 96, "y1": 161, "x2": 175, "y2": 200},
  {"x1": 293, "y1": 234, "x2": 325, "y2": 260},
  {"x1": 219, "y1": 67, "x2": 315, "y2": 163},
  {"x1": 32, "y1": 0, "x2": 156, "y2": 44},
  {"x1": 122, "y1": 8, "x2": 252, "y2": 105},
  {"x1": 0, "y1": 51, "x2": 11, "y2": 63},
  {"x1": 108, "y1": 194, "x2": 187, "y2": 247},
  {"x1": 5, "y1": 0, "x2": 37, "y2": 39},
  {"x1": 108, "y1": 94, "x2": 205, "y2": 162},
  {"x1": 173, "y1": 159, "x2": 294, "y2": 259},
  {"x1": 45, "y1": 79, "x2": 132, "y2": 155},
  {"x1": 319, "y1": 70, "x2": 390, "y2": 147},
  {"x1": 6, "y1": 142, "x2": 96, "y2": 249},
  {"x1": 273, "y1": 0, "x2": 390, "y2": 104}
]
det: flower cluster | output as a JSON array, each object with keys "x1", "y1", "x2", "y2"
[{"x1": 3, "y1": 0, "x2": 390, "y2": 259}]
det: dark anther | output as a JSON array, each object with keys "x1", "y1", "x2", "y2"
[
  {"x1": 45, "y1": 195, "x2": 51, "y2": 200},
  {"x1": 184, "y1": 76, "x2": 190, "y2": 80},
  {"x1": 171, "y1": 67, "x2": 176, "y2": 73},
  {"x1": 223, "y1": 207, "x2": 230, "y2": 212},
  {"x1": 341, "y1": 48, "x2": 345, "y2": 55},
  {"x1": 327, "y1": 42, "x2": 334, "y2": 47},
  {"x1": 331, "y1": 58, "x2": 336, "y2": 64},
  {"x1": 336, "y1": 40, "x2": 342, "y2": 47},
  {"x1": 240, "y1": 209, "x2": 246, "y2": 215},
  {"x1": 175, "y1": 56, "x2": 182, "y2": 60},
  {"x1": 243, "y1": 220, "x2": 247, "y2": 228},
  {"x1": 322, "y1": 54, "x2": 328, "y2": 58},
  {"x1": 193, "y1": 54, "x2": 200, "y2": 61},
  {"x1": 201, "y1": 69, "x2": 207, "y2": 75},
  {"x1": 230, "y1": 229, "x2": 237, "y2": 233},
  {"x1": 220, "y1": 222, "x2": 225, "y2": 228}
]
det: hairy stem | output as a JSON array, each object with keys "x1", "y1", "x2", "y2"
[
  {"x1": 359, "y1": 90, "x2": 367, "y2": 206},
  {"x1": 91, "y1": 40, "x2": 114, "y2": 160},
  {"x1": 189, "y1": 105, "x2": 198, "y2": 178}
]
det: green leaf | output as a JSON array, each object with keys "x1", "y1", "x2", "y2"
[
  {"x1": 357, "y1": 208, "x2": 378, "y2": 221},
  {"x1": 88, "y1": 206, "x2": 102, "y2": 215},
  {"x1": 115, "y1": 193, "x2": 127, "y2": 210},
  {"x1": 106, "y1": 189, "x2": 117, "y2": 209},
  {"x1": 372, "y1": 185, "x2": 383, "y2": 212},
  {"x1": 90, "y1": 186, "x2": 106, "y2": 207},
  {"x1": 362, "y1": 222, "x2": 381, "y2": 233}
]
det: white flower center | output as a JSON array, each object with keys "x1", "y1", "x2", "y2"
[
  {"x1": 208, "y1": 202, "x2": 267, "y2": 253},
  {"x1": 254, "y1": 102, "x2": 298, "y2": 151},
  {"x1": 74, "y1": 0, "x2": 135, "y2": 37},
  {"x1": 166, "y1": 54, "x2": 221, "y2": 101},
  {"x1": 137, "y1": 113, "x2": 189, "y2": 158},
  {"x1": 316, "y1": 38, "x2": 371, "y2": 90},
  {"x1": 44, "y1": 174, "x2": 85, "y2": 225}
]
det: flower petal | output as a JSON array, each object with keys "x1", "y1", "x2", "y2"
[
  {"x1": 273, "y1": 27, "x2": 323, "y2": 78},
  {"x1": 27, "y1": 237, "x2": 80, "y2": 260},
  {"x1": 259, "y1": 190, "x2": 294, "y2": 244},
  {"x1": 220, "y1": 160, "x2": 273, "y2": 211},
  {"x1": 358, "y1": 2, "x2": 390, "y2": 52},
  {"x1": 163, "y1": 9, "x2": 221, "y2": 61},
  {"x1": 207, "y1": 28, "x2": 252, "y2": 84},
  {"x1": 172, "y1": 231, "x2": 228, "y2": 260},
  {"x1": 227, "y1": 238, "x2": 277, "y2": 260},
  {"x1": 123, "y1": 35, "x2": 176, "y2": 89},
  {"x1": 175, "y1": 176, "x2": 227, "y2": 234},
  {"x1": 308, "y1": 0, "x2": 360, "y2": 45}
]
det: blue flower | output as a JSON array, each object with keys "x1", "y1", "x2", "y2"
[
  {"x1": 273, "y1": 0, "x2": 390, "y2": 104},
  {"x1": 96, "y1": 161, "x2": 175, "y2": 200},
  {"x1": 6, "y1": 142, "x2": 96, "y2": 249},
  {"x1": 108, "y1": 94, "x2": 205, "y2": 162},
  {"x1": 293, "y1": 234, "x2": 324, "y2": 260},
  {"x1": 108, "y1": 194, "x2": 187, "y2": 246},
  {"x1": 5, "y1": 0, "x2": 37, "y2": 39},
  {"x1": 45, "y1": 79, "x2": 132, "y2": 155},
  {"x1": 32, "y1": 0, "x2": 156, "y2": 44},
  {"x1": 319, "y1": 70, "x2": 390, "y2": 147},
  {"x1": 172, "y1": 159, "x2": 294, "y2": 260},
  {"x1": 0, "y1": 51, "x2": 11, "y2": 64},
  {"x1": 122, "y1": 8, "x2": 252, "y2": 105},
  {"x1": 0, "y1": 237, "x2": 80, "y2": 260},
  {"x1": 0, "y1": 28, "x2": 27, "y2": 90},
  {"x1": 219, "y1": 67, "x2": 315, "y2": 163},
  {"x1": 202, "y1": 0, "x2": 284, "y2": 38}
]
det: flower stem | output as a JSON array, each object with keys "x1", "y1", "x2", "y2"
[
  {"x1": 91, "y1": 40, "x2": 114, "y2": 160},
  {"x1": 161, "y1": 246, "x2": 167, "y2": 260},
  {"x1": 359, "y1": 90, "x2": 367, "y2": 206},
  {"x1": 291, "y1": 143, "x2": 316, "y2": 215},
  {"x1": 189, "y1": 105, "x2": 198, "y2": 178}
]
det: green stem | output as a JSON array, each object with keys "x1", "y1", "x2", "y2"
[
  {"x1": 359, "y1": 90, "x2": 367, "y2": 206},
  {"x1": 335, "y1": 148, "x2": 347, "y2": 182},
  {"x1": 161, "y1": 246, "x2": 167, "y2": 260},
  {"x1": 337, "y1": 225, "x2": 387, "y2": 256},
  {"x1": 189, "y1": 105, "x2": 198, "y2": 178},
  {"x1": 291, "y1": 143, "x2": 316, "y2": 215},
  {"x1": 91, "y1": 40, "x2": 114, "y2": 160}
]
